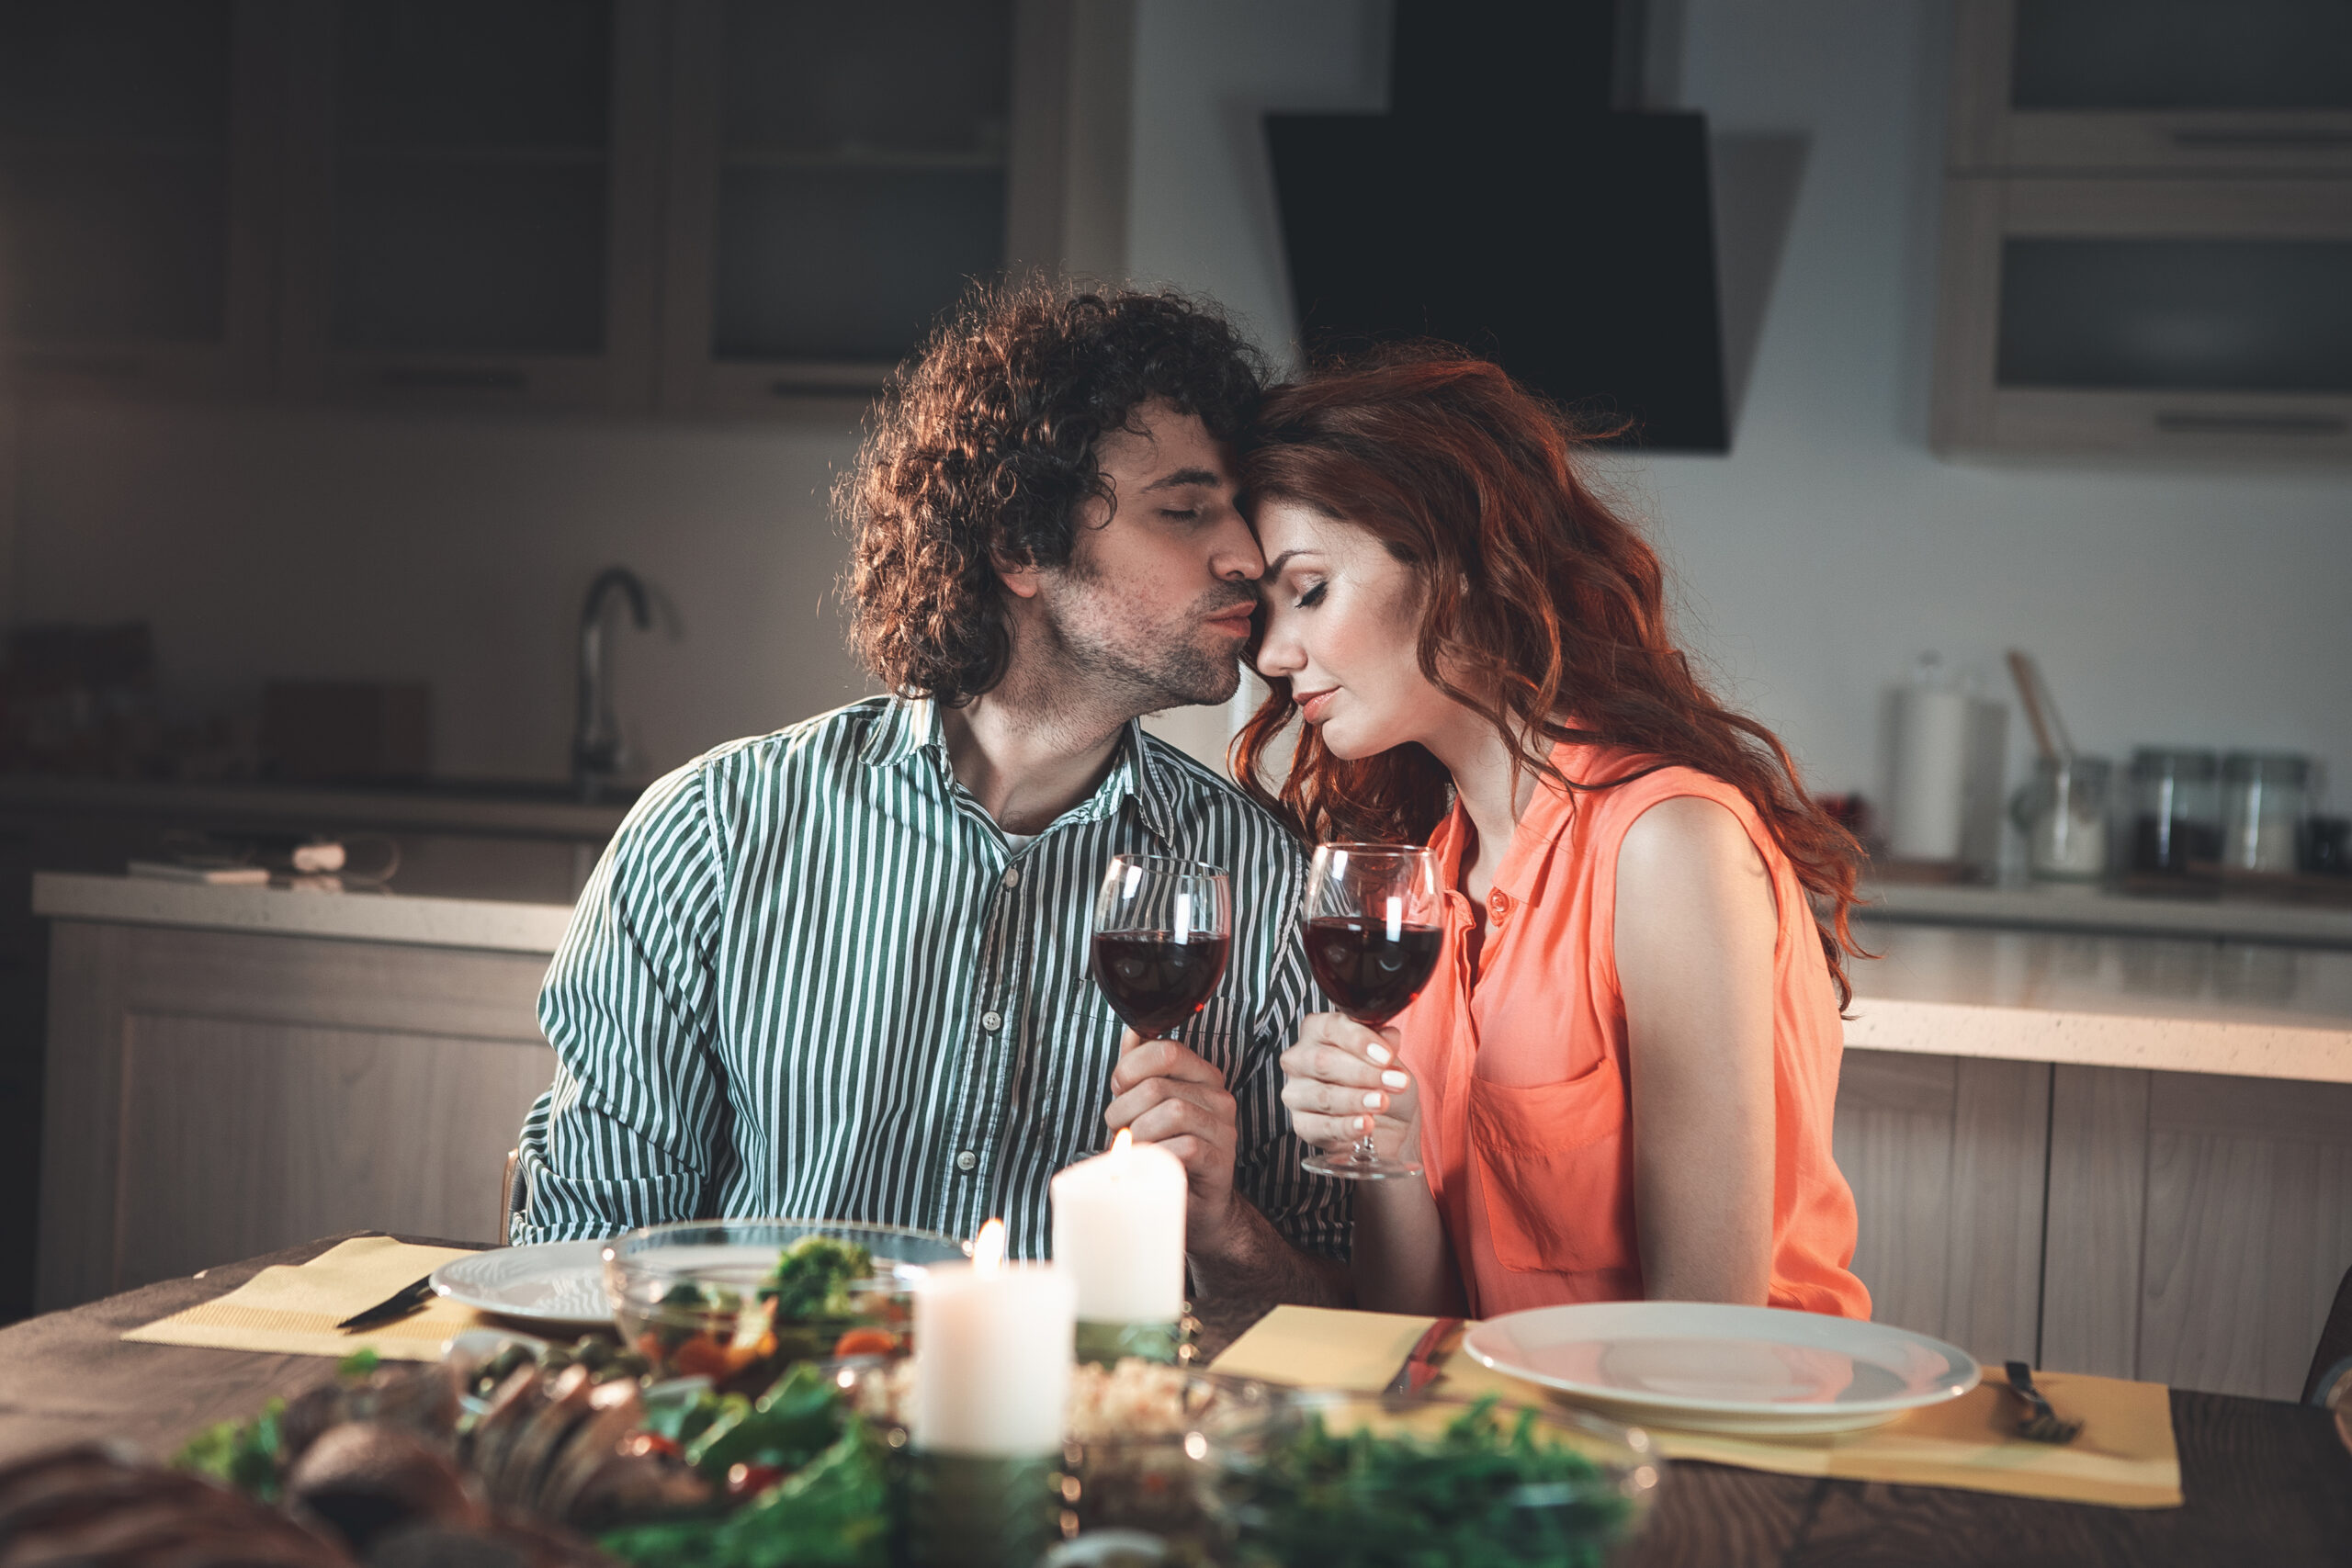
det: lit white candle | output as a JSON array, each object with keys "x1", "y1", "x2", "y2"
[
  {"x1": 1050, "y1": 1128, "x2": 1188, "y2": 1323},
  {"x1": 911, "y1": 1219, "x2": 1076, "y2": 1457}
]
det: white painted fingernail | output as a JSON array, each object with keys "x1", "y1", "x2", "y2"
[
  {"x1": 1363, "y1": 1090, "x2": 1385, "y2": 1108},
  {"x1": 1381, "y1": 1069, "x2": 1409, "y2": 1090},
  {"x1": 1365, "y1": 1042, "x2": 1392, "y2": 1066}
]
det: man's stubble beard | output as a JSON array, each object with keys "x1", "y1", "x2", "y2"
[{"x1": 1031, "y1": 572, "x2": 1249, "y2": 719}]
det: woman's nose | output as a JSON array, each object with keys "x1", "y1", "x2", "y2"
[{"x1": 1255, "y1": 616, "x2": 1302, "y2": 679}]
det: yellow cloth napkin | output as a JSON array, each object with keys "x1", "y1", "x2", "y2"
[
  {"x1": 1212, "y1": 1305, "x2": 2183, "y2": 1510},
  {"x1": 123, "y1": 1237, "x2": 495, "y2": 1363}
]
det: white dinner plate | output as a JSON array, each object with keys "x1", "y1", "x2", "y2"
[
  {"x1": 431, "y1": 1241, "x2": 614, "y2": 1325},
  {"x1": 1463, "y1": 1302, "x2": 1981, "y2": 1435}
]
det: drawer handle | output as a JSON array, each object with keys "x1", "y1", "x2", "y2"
[
  {"x1": 2155, "y1": 411, "x2": 2346, "y2": 436},
  {"x1": 2168, "y1": 129, "x2": 2352, "y2": 151},
  {"x1": 381, "y1": 366, "x2": 528, "y2": 391}
]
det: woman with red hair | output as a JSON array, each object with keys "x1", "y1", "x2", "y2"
[{"x1": 1240, "y1": 347, "x2": 1871, "y2": 1319}]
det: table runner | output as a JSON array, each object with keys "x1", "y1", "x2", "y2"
[
  {"x1": 1212, "y1": 1305, "x2": 2184, "y2": 1508},
  {"x1": 121, "y1": 1236, "x2": 494, "y2": 1362}
]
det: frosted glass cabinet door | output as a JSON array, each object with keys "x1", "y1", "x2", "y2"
[
  {"x1": 0, "y1": 0, "x2": 280, "y2": 396},
  {"x1": 277, "y1": 0, "x2": 667, "y2": 412},
  {"x1": 1951, "y1": 0, "x2": 2352, "y2": 174},
  {"x1": 1933, "y1": 176, "x2": 2352, "y2": 458}
]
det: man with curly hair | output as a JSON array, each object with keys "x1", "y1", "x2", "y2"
[{"x1": 513, "y1": 282, "x2": 1349, "y2": 1314}]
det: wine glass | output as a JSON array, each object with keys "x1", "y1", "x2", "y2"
[
  {"x1": 1299, "y1": 843, "x2": 1443, "y2": 1180},
  {"x1": 1090, "y1": 854, "x2": 1233, "y2": 1042}
]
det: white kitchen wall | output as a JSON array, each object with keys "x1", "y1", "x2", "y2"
[{"x1": 7, "y1": 0, "x2": 2347, "y2": 801}]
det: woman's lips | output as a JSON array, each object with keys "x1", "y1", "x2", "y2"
[{"x1": 1295, "y1": 687, "x2": 1336, "y2": 723}]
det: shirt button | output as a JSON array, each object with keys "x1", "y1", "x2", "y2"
[
  {"x1": 1002, "y1": 865, "x2": 1021, "y2": 889},
  {"x1": 980, "y1": 1010, "x2": 1003, "y2": 1032},
  {"x1": 1487, "y1": 889, "x2": 1511, "y2": 924},
  {"x1": 955, "y1": 1150, "x2": 978, "y2": 1172}
]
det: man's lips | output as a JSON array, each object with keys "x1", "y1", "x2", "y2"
[
  {"x1": 1294, "y1": 687, "x2": 1336, "y2": 723},
  {"x1": 1203, "y1": 604, "x2": 1256, "y2": 636}
]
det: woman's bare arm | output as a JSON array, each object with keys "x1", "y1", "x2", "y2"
[{"x1": 1614, "y1": 795, "x2": 1779, "y2": 1305}]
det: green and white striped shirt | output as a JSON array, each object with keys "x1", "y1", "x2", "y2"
[{"x1": 514, "y1": 695, "x2": 1348, "y2": 1262}]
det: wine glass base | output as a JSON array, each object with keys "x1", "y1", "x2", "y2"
[{"x1": 1302, "y1": 1148, "x2": 1424, "y2": 1181}]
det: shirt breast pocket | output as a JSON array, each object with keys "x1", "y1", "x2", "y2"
[{"x1": 1466, "y1": 1053, "x2": 1637, "y2": 1276}]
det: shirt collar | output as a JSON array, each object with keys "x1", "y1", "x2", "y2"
[
  {"x1": 859, "y1": 694, "x2": 936, "y2": 769},
  {"x1": 862, "y1": 695, "x2": 1178, "y2": 846}
]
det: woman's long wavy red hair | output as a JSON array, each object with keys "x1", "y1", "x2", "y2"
[{"x1": 1234, "y1": 346, "x2": 1868, "y2": 1005}]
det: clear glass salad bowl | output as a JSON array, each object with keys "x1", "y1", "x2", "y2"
[
  {"x1": 602, "y1": 1218, "x2": 968, "y2": 1393},
  {"x1": 1202, "y1": 1387, "x2": 1663, "y2": 1568}
]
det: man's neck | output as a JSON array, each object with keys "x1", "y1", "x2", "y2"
[{"x1": 938, "y1": 680, "x2": 1135, "y2": 837}]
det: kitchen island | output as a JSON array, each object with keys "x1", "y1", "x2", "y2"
[{"x1": 32, "y1": 872, "x2": 2352, "y2": 1401}]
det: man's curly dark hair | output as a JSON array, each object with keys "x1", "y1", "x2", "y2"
[{"x1": 840, "y1": 278, "x2": 1266, "y2": 706}]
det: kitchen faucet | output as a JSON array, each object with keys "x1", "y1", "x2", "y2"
[{"x1": 573, "y1": 566, "x2": 651, "y2": 802}]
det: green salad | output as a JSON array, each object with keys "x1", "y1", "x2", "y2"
[
  {"x1": 599, "y1": 1362, "x2": 889, "y2": 1568},
  {"x1": 1222, "y1": 1396, "x2": 1634, "y2": 1568}
]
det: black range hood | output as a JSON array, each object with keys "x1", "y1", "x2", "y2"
[{"x1": 1267, "y1": 0, "x2": 1729, "y2": 452}]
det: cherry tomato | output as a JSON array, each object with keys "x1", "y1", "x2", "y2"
[
  {"x1": 670, "y1": 1335, "x2": 731, "y2": 1381},
  {"x1": 619, "y1": 1431, "x2": 682, "y2": 1461},
  {"x1": 832, "y1": 1327, "x2": 899, "y2": 1358},
  {"x1": 727, "y1": 1461, "x2": 786, "y2": 1498}
]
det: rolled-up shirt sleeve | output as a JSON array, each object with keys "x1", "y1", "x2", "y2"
[{"x1": 513, "y1": 762, "x2": 729, "y2": 1243}]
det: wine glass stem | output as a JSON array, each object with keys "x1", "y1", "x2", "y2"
[{"x1": 1355, "y1": 1133, "x2": 1377, "y2": 1160}]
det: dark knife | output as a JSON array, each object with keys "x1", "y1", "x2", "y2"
[
  {"x1": 335, "y1": 1273, "x2": 437, "y2": 1332},
  {"x1": 1384, "y1": 1315, "x2": 1464, "y2": 1399}
]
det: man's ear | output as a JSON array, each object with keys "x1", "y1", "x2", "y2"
[{"x1": 993, "y1": 550, "x2": 1042, "y2": 601}]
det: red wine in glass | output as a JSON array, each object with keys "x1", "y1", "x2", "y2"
[
  {"x1": 1305, "y1": 916, "x2": 1442, "y2": 1023},
  {"x1": 1091, "y1": 930, "x2": 1233, "y2": 1038},
  {"x1": 1089, "y1": 854, "x2": 1233, "y2": 1041},
  {"x1": 1300, "y1": 843, "x2": 1443, "y2": 1181}
]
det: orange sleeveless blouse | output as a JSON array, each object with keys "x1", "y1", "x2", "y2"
[{"x1": 1392, "y1": 742, "x2": 1870, "y2": 1320}]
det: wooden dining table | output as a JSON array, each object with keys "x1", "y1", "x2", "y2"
[{"x1": 2, "y1": 1233, "x2": 2346, "y2": 1567}]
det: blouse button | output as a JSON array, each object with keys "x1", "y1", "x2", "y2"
[{"x1": 1487, "y1": 889, "x2": 1511, "y2": 924}]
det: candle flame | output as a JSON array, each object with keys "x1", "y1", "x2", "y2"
[
  {"x1": 972, "y1": 1217, "x2": 1007, "y2": 1274},
  {"x1": 1112, "y1": 1127, "x2": 1134, "y2": 1158}
]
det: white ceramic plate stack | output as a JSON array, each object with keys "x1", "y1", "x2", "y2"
[{"x1": 1463, "y1": 1302, "x2": 1981, "y2": 1435}]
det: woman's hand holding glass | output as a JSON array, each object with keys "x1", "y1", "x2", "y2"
[{"x1": 1281, "y1": 1012, "x2": 1422, "y2": 1166}]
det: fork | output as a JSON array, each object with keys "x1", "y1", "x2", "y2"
[{"x1": 2004, "y1": 1359, "x2": 2083, "y2": 1444}]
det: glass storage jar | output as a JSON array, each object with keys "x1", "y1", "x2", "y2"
[
  {"x1": 2220, "y1": 752, "x2": 2311, "y2": 874},
  {"x1": 2129, "y1": 748, "x2": 2221, "y2": 874}
]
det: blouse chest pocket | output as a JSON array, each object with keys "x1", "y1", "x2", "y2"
[{"x1": 1465, "y1": 1052, "x2": 1637, "y2": 1277}]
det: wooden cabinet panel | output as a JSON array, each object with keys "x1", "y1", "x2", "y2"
[
  {"x1": 2138, "y1": 1073, "x2": 2352, "y2": 1401},
  {"x1": 111, "y1": 1010, "x2": 551, "y2": 1291},
  {"x1": 2043, "y1": 1065, "x2": 2352, "y2": 1400},
  {"x1": 35, "y1": 920, "x2": 555, "y2": 1311},
  {"x1": 1831, "y1": 1049, "x2": 2048, "y2": 1363}
]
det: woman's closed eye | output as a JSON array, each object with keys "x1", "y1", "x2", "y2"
[{"x1": 1292, "y1": 580, "x2": 1328, "y2": 609}]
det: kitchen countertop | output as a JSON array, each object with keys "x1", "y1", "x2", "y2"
[
  {"x1": 1864, "y1": 876, "x2": 2352, "y2": 948},
  {"x1": 34, "y1": 872, "x2": 2352, "y2": 1085},
  {"x1": 0, "y1": 773, "x2": 637, "y2": 840}
]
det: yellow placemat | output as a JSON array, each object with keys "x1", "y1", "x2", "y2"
[
  {"x1": 1212, "y1": 1306, "x2": 2183, "y2": 1509},
  {"x1": 123, "y1": 1237, "x2": 494, "y2": 1362}
]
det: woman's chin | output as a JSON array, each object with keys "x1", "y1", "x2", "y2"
[{"x1": 1314, "y1": 719, "x2": 1385, "y2": 761}]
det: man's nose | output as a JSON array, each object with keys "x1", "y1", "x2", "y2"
[{"x1": 1208, "y1": 508, "x2": 1266, "y2": 581}]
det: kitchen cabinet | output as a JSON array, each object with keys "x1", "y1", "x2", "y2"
[
  {"x1": 1935, "y1": 0, "x2": 2352, "y2": 461},
  {"x1": 1835, "y1": 1048, "x2": 2352, "y2": 1401},
  {"x1": 1830, "y1": 1051, "x2": 2049, "y2": 1369},
  {"x1": 34, "y1": 919, "x2": 555, "y2": 1311},
  {"x1": 1951, "y1": 0, "x2": 2352, "y2": 176},
  {"x1": 0, "y1": 0, "x2": 284, "y2": 399},
  {"x1": 0, "y1": 0, "x2": 1126, "y2": 416},
  {"x1": 276, "y1": 0, "x2": 666, "y2": 412}
]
